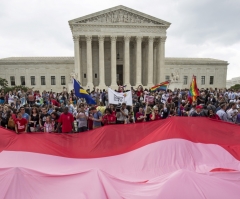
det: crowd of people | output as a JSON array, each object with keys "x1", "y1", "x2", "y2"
[{"x1": 0, "y1": 85, "x2": 240, "y2": 134}]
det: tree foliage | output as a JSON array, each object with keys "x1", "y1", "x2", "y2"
[
  {"x1": 0, "y1": 78, "x2": 8, "y2": 88},
  {"x1": 1, "y1": 85, "x2": 31, "y2": 93},
  {"x1": 230, "y1": 84, "x2": 240, "y2": 91}
]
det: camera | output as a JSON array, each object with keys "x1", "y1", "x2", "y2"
[{"x1": 116, "y1": 103, "x2": 122, "y2": 112}]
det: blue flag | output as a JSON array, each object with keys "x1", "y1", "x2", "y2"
[{"x1": 72, "y1": 79, "x2": 96, "y2": 104}]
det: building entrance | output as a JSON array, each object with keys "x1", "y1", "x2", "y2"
[{"x1": 117, "y1": 65, "x2": 123, "y2": 86}]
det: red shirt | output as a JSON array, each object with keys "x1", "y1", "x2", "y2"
[
  {"x1": 88, "y1": 113, "x2": 93, "y2": 130},
  {"x1": 136, "y1": 112, "x2": 144, "y2": 123},
  {"x1": 15, "y1": 118, "x2": 27, "y2": 133},
  {"x1": 150, "y1": 114, "x2": 161, "y2": 120},
  {"x1": 167, "y1": 97, "x2": 172, "y2": 103},
  {"x1": 58, "y1": 113, "x2": 74, "y2": 133},
  {"x1": 12, "y1": 114, "x2": 17, "y2": 122},
  {"x1": 51, "y1": 99, "x2": 60, "y2": 107},
  {"x1": 187, "y1": 96, "x2": 193, "y2": 105},
  {"x1": 137, "y1": 91, "x2": 143, "y2": 97},
  {"x1": 209, "y1": 114, "x2": 220, "y2": 120},
  {"x1": 102, "y1": 114, "x2": 116, "y2": 125}
]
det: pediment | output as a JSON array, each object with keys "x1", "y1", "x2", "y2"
[{"x1": 69, "y1": 5, "x2": 171, "y2": 26}]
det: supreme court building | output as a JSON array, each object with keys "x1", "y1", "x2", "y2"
[{"x1": 0, "y1": 5, "x2": 228, "y2": 91}]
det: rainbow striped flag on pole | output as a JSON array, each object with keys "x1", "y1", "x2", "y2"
[
  {"x1": 150, "y1": 81, "x2": 171, "y2": 92},
  {"x1": 189, "y1": 75, "x2": 199, "y2": 101}
]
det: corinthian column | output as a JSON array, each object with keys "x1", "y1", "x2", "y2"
[
  {"x1": 136, "y1": 36, "x2": 143, "y2": 86},
  {"x1": 98, "y1": 35, "x2": 106, "y2": 88},
  {"x1": 157, "y1": 36, "x2": 167, "y2": 83},
  {"x1": 124, "y1": 36, "x2": 131, "y2": 85},
  {"x1": 86, "y1": 35, "x2": 94, "y2": 89},
  {"x1": 147, "y1": 36, "x2": 154, "y2": 87},
  {"x1": 73, "y1": 36, "x2": 81, "y2": 83},
  {"x1": 110, "y1": 36, "x2": 118, "y2": 89}
]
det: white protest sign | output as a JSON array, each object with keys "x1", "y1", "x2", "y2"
[{"x1": 108, "y1": 88, "x2": 132, "y2": 106}]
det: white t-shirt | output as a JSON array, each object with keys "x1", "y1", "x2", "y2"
[
  {"x1": 77, "y1": 111, "x2": 89, "y2": 128},
  {"x1": 116, "y1": 108, "x2": 128, "y2": 121}
]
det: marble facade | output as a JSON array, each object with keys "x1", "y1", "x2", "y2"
[
  {"x1": 69, "y1": 5, "x2": 170, "y2": 89},
  {"x1": 0, "y1": 5, "x2": 229, "y2": 92}
]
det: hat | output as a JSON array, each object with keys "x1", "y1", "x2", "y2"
[{"x1": 196, "y1": 105, "x2": 202, "y2": 109}]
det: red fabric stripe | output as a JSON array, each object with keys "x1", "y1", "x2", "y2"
[
  {"x1": 0, "y1": 117, "x2": 240, "y2": 159},
  {"x1": 210, "y1": 168, "x2": 237, "y2": 172}
]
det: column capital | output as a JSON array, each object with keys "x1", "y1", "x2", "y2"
[
  {"x1": 136, "y1": 36, "x2": 143, "y2": 42},
  {"x1": 86, "y1": 35, "x2": 92, "y2": 42},
  {"x1": 160, "y1": 36, "x2": 167, "y2": 43},
  {"x1": 124, "y1": 35, "x2": 131, "y2": 42},
  {"x1": 98, "y1": 35, "x2": 105, "y2": 42},
  {"x1": 110, "y1": 35, "x2": 117, "y2": 41},
  {"x1": 148, "y1": 36, "x2": 154, "y2": 42},
  {"x1": 73, "y1": 36, "x2": 80, "y2": 42}
]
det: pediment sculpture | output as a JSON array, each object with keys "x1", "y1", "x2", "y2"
[{"x1": 76, "y1": 9, "x2": 163, "y2": 25}]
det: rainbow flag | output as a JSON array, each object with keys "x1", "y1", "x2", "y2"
[
  {"x1": 150, "y1": 81, "x2": 170, "y2": 92},
  {"x1": 189, "y1": 75, "x2": 199, "y2": 101}
]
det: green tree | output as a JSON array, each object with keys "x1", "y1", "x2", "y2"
[
  {"x1": 230, "y1": 84, "x2": 240, "y2": 91},
  {"x1": 0, "y1": 78, "x2": 8, "y2": 88},
  {"x1": 2, "y1": 85, "x2": 30, "y2": 93}
]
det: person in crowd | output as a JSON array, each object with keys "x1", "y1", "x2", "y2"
[
  {"x1": 1, "y1": 86, "x2": 240, "y2": 132},
  {"x1": 39, "y1": 107, "x2": 49, "y2": 131},
  {"x1": 0, "y1": 106, "x2": 9, "y2": 127},
  {"x1": 236, "y1": 108, "x2": 240, "y2": 125},
  {"x1": 136, "y1": 106, "x2": 146, "y2": 123},
  {"x1": 97, "y1": 102, "x2": 106, "y2": 115},
  {"x1": 216, "y1": 103, "x2": 228, "y2": 122},
  {"x1": 66, "y1": 101, "x2": 74, "y2": 114},
  {"x1": 109, "y1": 104, "x2": 116, "y2": 115},
  {"x1": 15, "y1": 111, "x2": 28, "y2": 134},
  {"x1": 47, "y1": 105, "x2": 55, "y2": 114},
  {"x1": 116, "y1": 103, "x2": 128, "y2": 124},
  {"x1": 50, "y1": 112, "x2": 60, "y2": 132},
  {"x1": 7, "y1": 110, "x2": 16, "y2": 130},
  {"x1": 168, "y1": 109, "x2": 176, "y2": 117},
  {"x1": 192, "y1": 105, "x2": 204, "y2": 117},
  {"x1": 102, "y1": 108, "x2": 116, "y2": 125},
  {"x1": 138, "y1": 93, "x2": 144, "y2": 105},
  {"x1": 76, "y1": 104, "x2": 88, "y2": 132},
  {"x1": 125, "y1": 112, "x2": 135, "y2": 124},
  {"x1": 226, "y1": 103, "x2": 238, "y2": 123},
  {"x1": 50, "y1": 97, "x2": 60, "y2": 107},
  {"x1": 44, "y1": 116, "x2": 54, "y2": 133},
  {"x1": 208, "y1": 109, "x2": 220, "y2": 120},
  {"x1": 89, "y1": 107, "x2": 102, "y2": 129},
  {"x1": 144, "y1": 102, "x2": 152, "y2": 121},
  {"x1": 0, "y1": 93, "x2": 5, "y2": 104},
  {"x1": 136, "y1": 85, "x2": 143, "y2": 97},
  {"x1": 57, "y1": 107, "x2": 74, "y2": 133},
  {"x1": 20, "y1": 106, "x2": 30, "y2": 122},
  {"x1": 150, "y1": 107, "x2": 161, "y2": 120},
  {"x1": 201, "y1": 105, "x2": 209, "y2": 117},
  {"x1": 188, "y1": 104, "x2": 196, "y2": 117},
  {"x1": 159, "y1": 103, "x2": 169, "y2": 119},
  {"x1": 29, "y1": 107, "x2": 40, "y2": 132}
]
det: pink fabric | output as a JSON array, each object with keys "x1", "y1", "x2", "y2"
[{"x1": 0, "y1": 139, "x2": 240, "y2": 199}]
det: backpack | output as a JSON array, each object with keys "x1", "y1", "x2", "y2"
[{"x1": 8, "y1": 116, "x2": 15, "y2": 129}]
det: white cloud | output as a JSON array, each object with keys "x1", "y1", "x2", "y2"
[{"x1": 0, "y1": 0, "x2": 239, "y2": 79}]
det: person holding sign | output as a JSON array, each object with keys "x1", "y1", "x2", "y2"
[{"x1": 136, "y1": 107, "x2": 146, "y2": 123}]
